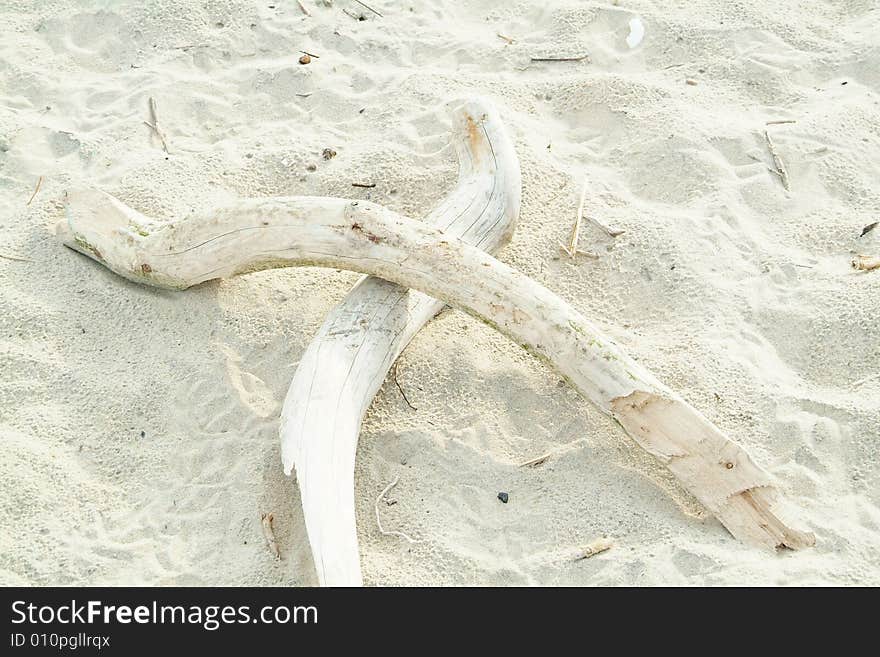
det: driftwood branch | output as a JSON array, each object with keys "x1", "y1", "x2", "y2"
[
  {"x1": 58, "y1": 183, "x2": 814, "y2": 559},
  {"x1": 280, "y1": 98, "x2": 520, "y2": 585}
]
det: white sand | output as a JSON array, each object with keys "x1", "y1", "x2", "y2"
[{"x1": 1, "y1": 0, "x2": 878, "y2": 586}]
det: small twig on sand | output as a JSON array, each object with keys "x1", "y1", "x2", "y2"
[
  {"x1": 392, "y1": 363, "x2": 417, "y2": 410},
  {"x1": 0, "y1": 253, "x2": 32, "y2": 262},
  {"x1": 565, "y1": 177, "x2": 587, "y2": 256},
  {"x1": 663, "y1": 63, "x2": 684, "y2": 69},
  {"x1": 352, "y1": 182, "x2": 376, "y2": 188},
  {"x1": 573, "y1": 537, "x2": 613, "y2": 561},
  {"x1": 342, "y1": 8, "x2": 362, "y2": 20},
  {"x1": 260, "y1": 512, "x2": 280, "y2": 559},
  {"x1": 354, "y1": 0, "x2": 383, "y2": 17},
  {"x1": 144, "y1": 97, "x2": 170, "y2": 153},
  {"x1": 375, "y1": 477, "x2": 417, "y2": 543},
  {"x1": 295, "y1": 92, "x2": 313, "y2": 98},
  {"x1": 560, "y1": 178, "x2": 600, "y2": 258},
  {"x1": 764, "y1": 130, "x2": 790, "y2": 191},
  {"x1": 26, "y1": 176, "x2": 43, "y2": 206},
  {"x1": 563, "y1": 178, "x2": 625, "y2": 251},
  {"x1": 851, "y1": 254, "x2": 880, "y2": 272},
  {"x1": 766, "y1": 119, "x2": 797, "y2": 125},
  {"x1": 531, "y1": 55, "x2": 589, "y2": 63},
  {"x1": 299, "y1": 50, "x2": 320, "y2": 58},
  {"x1": 559, "y1": 244, "x2": 599, "y2": 258},
  {"x1": 519, "y1": 452, "x2": 552, "y2": 468},
  {"x1": 497, "y1": 33, "x2": 515, "y2": 44},
  {"x1": 296, "y1": 0, "x2": 311, "y2": 16},
  {"x1": 859, "y1": 221, "x2": 878, "y2": 238}
]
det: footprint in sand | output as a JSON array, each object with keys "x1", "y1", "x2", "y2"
[{"x1": 218, "y1": 344, "x2": 278, "y2": 419}]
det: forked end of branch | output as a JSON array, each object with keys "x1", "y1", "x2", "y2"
[{"x1": 611, "y1": 389, "x2": 814, "y2": 551}]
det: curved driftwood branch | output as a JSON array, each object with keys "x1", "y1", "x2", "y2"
[
  {"x1": 59, "y1": 189, "x2": 814, "y2": 563},
  {"x1": 280, "y1": 99, "x2": 521, "y2": 585}
]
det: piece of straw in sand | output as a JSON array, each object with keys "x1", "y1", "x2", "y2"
[
  {"x1": 531, "y1": 55, "x2": 589, "y2": 62},
  {"x1": 296, "y1": 0, "x2": 311, "y2": 16},
  {"x1": 354, "y1": 0, "x2": 382, "y2": 17},
  {"x1": 519, "y1": 452, "x2": 552, "y2": 468},
  {"x1": 561, "y1": 178, "x2": 623, "y2": 257},
  {"x1": 26, "y1": 176, "x2": 43, "y2": 206},
  {"x1": 573, "y1": 537, "x2": 613, "y2": 560},
  {"x1": 565, "y1": 178, "x2": 587, "y2": 256},
  {"x1": 260, "y1": 512, "x2": 280, "y2": 559},
  {"x1": 764, "y1": 129, "x2": 790, "y2": 191},
  {"x1": 144, "y1": 97, "x2": 170, "y2": 153},
  {"x1": 0, "y1": 253, "x2": 33, "y2": 262},
  {"x1": 851, "y1": 255, "x2": 880, "y2": 271}
]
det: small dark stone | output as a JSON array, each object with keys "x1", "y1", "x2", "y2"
[
  {"x1": 322, "y1": 147, "x2": 336, "y2": 160},
  {"x1": 140, "y1": 431, "x2": 145, "y2": 438},
  {"x1": 497, "y1": 492, "x2": 509, "y2": 504},
  {"x1": 306, "y1": 163, "x2": 317, "y2": 171}
]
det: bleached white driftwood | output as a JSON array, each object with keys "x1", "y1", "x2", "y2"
[
  {"x1": 280, "y1": 99, "x2": 521, "y2": 585},
  {"x1": 59, "y1": 187, "x2": 815, "y2": 569}
]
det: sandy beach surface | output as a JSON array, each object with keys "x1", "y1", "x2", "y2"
[{"x1": 1, "y1": 0, "x2": 878, "y2": 586}]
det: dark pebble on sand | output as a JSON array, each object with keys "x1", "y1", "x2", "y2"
[{"x1": 497, "y1": 492, "x2": 509, "y2": 504}]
